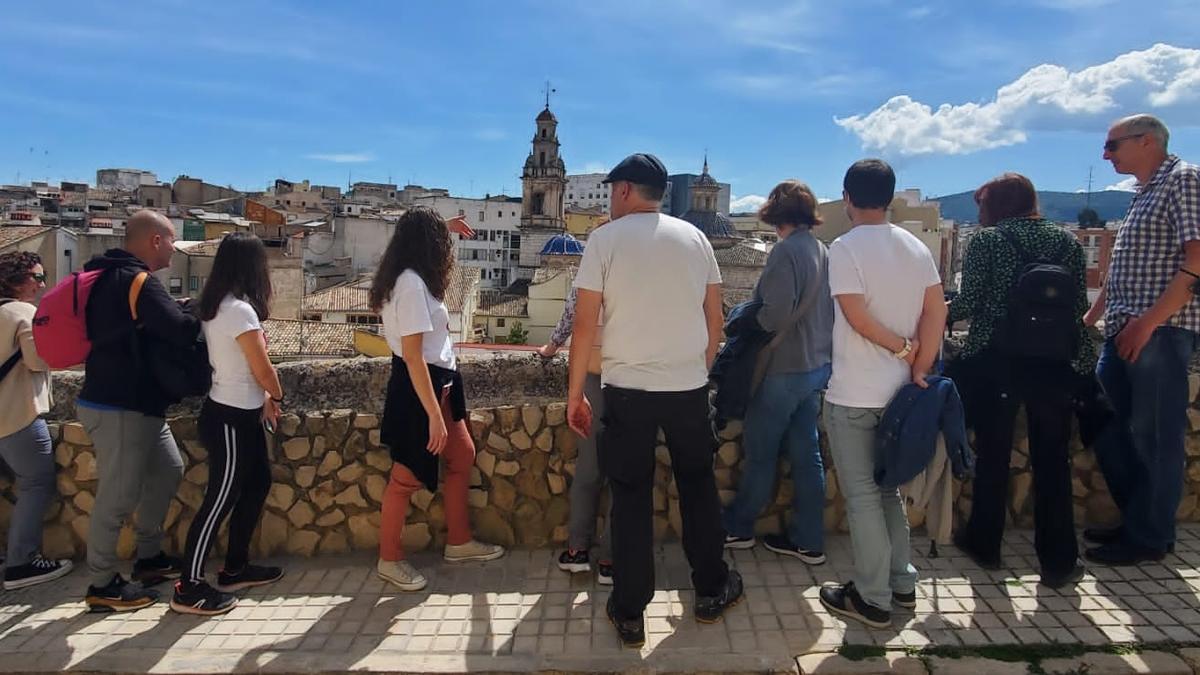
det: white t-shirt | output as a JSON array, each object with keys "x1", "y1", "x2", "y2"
[
  {"x1": 825, "y1": 224, "x2": 941, "y2": 409},
  {"x1": 203, "y1": 295, "x2": 267, "y2": 410},
  {"x1": 381, "y1": 269, "x2": 456, "y2": 370},
  {"x1": 574, "y1": 212, "x2": 721, "y2": 391}
]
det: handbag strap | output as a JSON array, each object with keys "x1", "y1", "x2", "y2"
[
  {"x1": 0, "y1": 298, "x2": 21, "y2": 383},
  {"x1": 764, "y1": 280, "x2": 821, "y2": 352}
]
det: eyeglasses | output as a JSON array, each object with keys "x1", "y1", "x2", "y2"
[
  {"x1": 30, "y1": 273, "x2": 46, "y2": 283},
  {"x1": 1104, "y1": 134, "x2": 1144, "y2": 153}
]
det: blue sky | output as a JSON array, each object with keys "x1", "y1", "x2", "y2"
[{"x1": 2, "y1": 0, "x2": 1198, "y2": 210}]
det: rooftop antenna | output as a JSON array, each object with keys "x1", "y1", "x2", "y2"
[
  {"x1": 543, "y1": 80, "x2": 556, "y2": 109},
  {"x1": 1086, "y1": 166, "x2": 1094, "y2": 207}
]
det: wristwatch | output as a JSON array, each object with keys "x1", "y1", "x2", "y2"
[
  {"x1": 1182, "y1": 267, "x2": 1200, "y2": 295},
  {"x1": 893, "y1": 338, "x2": 913, "y2": 360}
]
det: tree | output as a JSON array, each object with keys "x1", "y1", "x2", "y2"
[
  {"x1": 1077, "y1": 207, "x2": 1105, "y2": 228},
  {"x1": 506, "y1": 320, "x2": 529, "y2": 345}
]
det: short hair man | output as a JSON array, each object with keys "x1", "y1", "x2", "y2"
[
  {"x1": 78, "y1": 210, "x2": 200, "y2": 611},
  {"x1": 1084, "y1": 114, "x2": 1200, "y2": 565},
  {"x1": 568, "y1": 153, "x2": 742, "y2": 647},
  {"x1": 818, "y1": 160, "x2": 946, "y2": 629}
]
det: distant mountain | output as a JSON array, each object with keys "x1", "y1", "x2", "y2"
[{"x1": 931, "y1": 190, "x2": 1133, "y2": 224}]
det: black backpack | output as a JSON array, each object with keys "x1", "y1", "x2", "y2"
[{"x1": 996, "y1": 228, "x2": 1078, "y2": 362}]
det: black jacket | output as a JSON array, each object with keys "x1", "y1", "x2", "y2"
[
  {"x1": 79, "y1": 249, "x2": 201, "y2": 417},
  {"x1": 709, "y1": 299, "x2": 771, "y2": 428},
  {"x1": 380, "y1": 356, "x2": 467, "y2": 491}
]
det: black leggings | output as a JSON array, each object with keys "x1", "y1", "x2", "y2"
[{"x1": 183, "y1": 398, "x2": 271, "y2": 585}]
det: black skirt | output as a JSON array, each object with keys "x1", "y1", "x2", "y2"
[{"x1": 379, "y1": 355, "x2": 467, "y2": 490}]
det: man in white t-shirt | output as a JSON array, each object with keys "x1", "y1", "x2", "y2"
[
  {"x1": 568, "y1": 153, "x2": 742, "y2": 647},
  {"x1": 817, "y1": 159, "x2": 947, "y2": 629}
]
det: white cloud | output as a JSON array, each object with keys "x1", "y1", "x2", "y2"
[
  {"x1": 835, "y1": 43, "x2": 1200, "y2": 156},
  {"x1": 305, "y1": 152, "x2": 374, "y2": 163},
  {"x1": 1106, "y1": 176, "x2": 1139, "y2": 191},
  {"x1": 730, "y1": 194, "x2": 767, "y2": 212},
  {"x1": 473, "y1": 128, "x2": 508, "y2": 142}
]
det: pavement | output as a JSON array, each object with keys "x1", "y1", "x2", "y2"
[{"x1": 3, "y1": 527, "x2": 1200, "y2": 673}]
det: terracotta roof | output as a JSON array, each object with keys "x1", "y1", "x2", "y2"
[
  {"x1": 476, "y1": 290, "x2": 528, "y2": 318},
  {"x1": 531, "y1": 265, "x2": 577, "y2": 286},
  {"x1": 446, "y1": 265, "x2": 480, "y2": 314},
  {"x1": 0, "y1": 226, "x2": 52, "y2": 250},
  {"x1": 303, "y1": 276, "x2": 373, "y2": 313},
  {"x1": 262, "y1": 319, "x2": 357, "y2": 358},
  {"x1": 176, "y1": 239, "x2": 223, "y2": 257},
  {"x1": 714, "y1": 243, "x2": 769, "y2": 267}
]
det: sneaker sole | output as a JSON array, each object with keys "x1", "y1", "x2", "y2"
[
  {"x1": 892, "y1": 598, "x2": 917, "y2": 610},
  {"x1": 444, "y1": 550, "x2": 505, "y2": 563},
  {"x1": 762, "y1": 542, "x2": 826, "y2": 565},
  {"x1": 819, "y1": 595, "x2": 891, "y2": 629},
  {"x1": 606, "y1": 615, "x2": 645, "y2": 649},
  {"x1": 723, "y1": 539, "x2": 755, "y2": 550},
  {"x1": 169, "y1": 599, "x2": 237, "y2": 616},
  {"x1": 557, "y1": 561, "x2": 592, "y2": 574},
  {"x1": 214, "y1": 571, "x2": 285, "y2": 593},
  {"x1": 3, "y1": 562, "x2": 75, "y2": 591},
  {"x1": 377, "y1": 570, "x2": 428, "y2": 592},
  {"x1": 695, "y1": 590, "x2": 745, "y2": 625},
  {"x1": 85, "y1": 596, "x2": 157, "y2": 613}
]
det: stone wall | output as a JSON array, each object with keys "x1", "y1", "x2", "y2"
[{"x1": 9, "y1": 356, "x2": 1200, "y2": 560}]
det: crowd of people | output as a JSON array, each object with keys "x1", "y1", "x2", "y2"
[{"x1": 0, "y1": 112, "x2": 1195, "y2": 648}]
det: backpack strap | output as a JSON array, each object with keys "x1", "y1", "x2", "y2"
[
  {"x1": 996, "y1": 226, "x2": 1032, "y2": 265},
  {"x1": 0, "y1": 298, "x2": 22, "y2": 383},
  {"x1": 1051, "y1": 233, "x2": 1073, "y2": 266},
  {"x1": 129, "y1": 272, "x2": 149, "y2": 321}
]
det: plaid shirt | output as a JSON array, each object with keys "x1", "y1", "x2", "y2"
[{"x1": 1104, "y1": 155, "x2": 1200, "y2": 337}]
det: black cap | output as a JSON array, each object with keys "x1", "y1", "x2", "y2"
[{"x1": 602, "y1": 153, "x2": 668, "y2": 189}]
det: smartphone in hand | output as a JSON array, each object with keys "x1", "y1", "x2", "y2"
[{"x1": 263, "y1": 418, "x2": 275, "y2": 434}]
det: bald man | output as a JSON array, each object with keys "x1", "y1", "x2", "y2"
[{"x1": 77, "y1": 209, "x2": 200, "y2": 612}]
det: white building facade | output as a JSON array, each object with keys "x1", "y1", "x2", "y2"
[{"x1": 412, "y1": 194, "x2": 523, "y2": 289}]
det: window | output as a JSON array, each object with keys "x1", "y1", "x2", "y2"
[
  {"x1": 480, "y1": 269, "x2": 486, "y2": 280},
  {"x1": 188, "y1": 276, "x2": 199, "y2": 292},
  {"x1": 568, "y1": 193, "x2": 573, "y2": 199},
  {"x1": 541, "y1": 129, "x2": 546, "y2": 139},
  {"x1": 169, "y1": 278, "x2": 183, "y2": 295},
  {"x1": 458, "y1": 209, "x2": 465, "y2": 217},
  {"x1": 510, "y1": 234, "x2": 520, "y2": 249},
  {"x1": 489, "y1": 230, "x2": 497, "y2": 242},
  {"x1": 479, "y1": 211, "x2": 485, "y2": 222},
  {"x1": 496, "y1": 318, "x2": 506, "y2": 328},
  {"x1": 512, "y1": 211, "x2": 516, "y2": 216},
  {"x1": 532, "y1": 193, "x2": 545, "y2": 215},
  {"x1": 303, "y1": 313, "x2": 322, "y2": 322},
  {"x1": 497, "y1": 210, "x2": 502, "y2": 218},
  {"x1": 145, "y1": 198, "x2": 155, "y2": 207},
  {"x1": 539, "y1": 151, "x2": 545, "y2": 166},
  {"x1": 286, "y1": 200, "x2": 291, "y2": 206},
  {"x1": 348, "y1": 314, "x2": 382, "y2": 325}
]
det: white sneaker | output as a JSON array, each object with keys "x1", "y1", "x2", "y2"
[
  {"x1": 443, "y1": 540, "x2": 506, "y2": 563},
  {"x1": 376, "y1": 559, "x2": 427, "y2": 592}
]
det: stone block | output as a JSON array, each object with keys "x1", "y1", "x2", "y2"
[
  {"x1": 311, "y1": 435, "x2": 327, "y2": 457},
  {"x1": 315, "y1": 509, "x2": 346, "y2": 527},
  {"x1": 535, "y1": 427, "x2": 553, "y2": 452},
  {"x1": 796, "y1": 652, "x2": 927, "y2": 674},
  {"x1": 42, "y1": 524, "x2": 75, "y2": 560},
  {"x1": 496, "y1": 460, "x2": 520, "y2": 477},
  {"x1": 184, "y1": 440, "x2": 207, "y2": 463},
  {"x1": 554, "y1": 426, "x2": 577, "y2": 458},
  {"x1": 470, "y1": 466, "x2": 483, "y2": 487},
  {"x1": 342, "y1": 431, "x2": 365, "y2": 458},
  {"x1": 255, "y1": 512, "x2": 289, "y2": 558},
  {"x1": 487, "y1": 432, "x2": 511, "y2": 452},
  {"x1": 71, "y1": 514, "x2": 90, "y2": 544},
  {"x1": 353, "y1": 413, "x2": 379, "y2": 429},
  {"x1": 545, "y1": 402, "x2": 566, "y2": 427},
  {"x1": 491, "y1": 478, "x2": 517, "y2": 512},
  {"x1": 73, "y1": 491, "x2": 95, "y2": 515},
  {"x1": 164, "y1": 499, "x2": 182, "y2": 529},
  {"x1": 513, "y1": 501, "x2": 547, "y2": 547},
  {"x1": 366, "y1": 474, "x2": 388, "y2": 504},
  {"x1": 366, "y1": 449, "x2": 392, "y2": 472},
  {"x1": 1010, "y1": 472, "x2": 1032, "y2": 514},
  {"x1": 469, "y1": 410, "x2": 494, "y2": 439},
  {"x1": 317, "y1": 450, "x2": 342, "y2": 477},
  {"x1": 521, "y1": 405, "x2": 543, "y2": 435},
  {"x1": 282, "y1": 437, "x2": 310, "y2": 461},
  {"x1": 286, "y1": 529, "x2": 320, "y2": 557},
  {"x1": 55, "y1": 442, "x2": 73, "y2": 468},
  {"x1": 177, "y1": 481, "x2": 205, "y2": 511},
  {"x1": 1041, "y1": 652, "x2": 1189, "y2": 675},
  {"x1": 278, "y1": 414, "x2": 301, "y2": 436},
  {"x1": 551, "y1": 525, "x2": 568, "y2": 543},
  {"x1": 287, "y1": 501, "x2": 315, "y2": 529},
  {"x1": 348, "y1": 513, "x2": 379, "y2": 549},
  {"x1": 412, "y1": 489, "x2": 435, "y2": 512},
  {"x1": 116, "y1": 524, "x2": 136, "y2": 560},
  {"x1": 516, "y1": 471, "x2": 551, "y2": 501},
  {"x1": 319, "y1": 531, "x2": 349, "y2": 555},
  {"x1": 267, "y1": 483, "x2": 296, "y2": 511},
  {"x1": 185, "y1": 464, "x2": 209, "y2": 486},
  {"x1": 304, "y1": 412, "x2": 326, "y2": 434},
  {"x1": 73, "y1": 451, "x2": 97, "y2": 482},
  {"x1": 312, "y1": 480, "x2": 337, "y2": 511},
  {"x1": 62, "y1": 422, "x2": 90, "y2": 446},
  {"x1": 717, "y1": 442, "x2": 740, "y2": 467},
  {"x1": 510, "y1": 430, "x2": 532, "y2": 451},
  {"x1": 401, "y1": 522, "x2": 432, "y2": 551},
  {"x1": 57, "y1": 474, "x2": 78, "y2": 497},
  {"x1": 369, "y1": 429, "x2": 382, "y2": 448},
  {"x1": 468, "y1": 488, "x2": 489, "y2": 508},
  {"x1": 336, "y1": 462, "x2": 365, "y2": 484},
  {"x1": 477, "y1": 450, "x2": 497, "y2": 479},
  {"x1": 718, "y1": 419, "x2": 742, "y2": 441},
  {"x1": 655, "y1": 445, "x2": 671, "y2": 466},
  {"x1": 334, "y1": 485, "x2": 368, "y2": 508},
  {"x1": 548, "y1": 473, "x2": 566, "y2": 495},
  {"x1": 1177, "y1": 493, "x2": 1197, "y2": 520},
  {"x1": 496, "y1": 406, "x2": 520, "y2": 432},
  {"x1": 1191, "y1": 373, "x2": 1200, "y2": 403},
  {"x1": 295, "y1": 466, "x2": 317, "y2": 488}
]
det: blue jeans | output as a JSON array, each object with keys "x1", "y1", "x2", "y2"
[
  {"x1": 0, "y1": 419, "x2": 55, "y2": 565},
  {"x1": 723, "y1": 365, "x2": 830, "y2": 551},
  {"x1": 824, "y1": 401, "x2": 918, "y2": 611},
  {"x1": 1095, "y1": 326, "x2": 1200, "y2": 552}
]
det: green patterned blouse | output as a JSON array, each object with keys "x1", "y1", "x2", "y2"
[{"x1": 947, "y1": 217, "x2": 1097, "y2": 374}]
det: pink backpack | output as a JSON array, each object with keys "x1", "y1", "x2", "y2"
[{"x1": 33, "y1": 270, "x2": 148, "y2": 369}]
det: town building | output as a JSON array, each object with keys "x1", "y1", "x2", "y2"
[
  {"x1": 517, "y1": 104, "x2": 568, "y2": 279},
  {"x1": 96, "y1": 168, "x2": 158, "y2": 192},
  {"x1": 565, "y1": 173, "x2": 610, "y2": 211},
  {"x1": 679, "y1": 157, "x2": 740, "y2": 249}
]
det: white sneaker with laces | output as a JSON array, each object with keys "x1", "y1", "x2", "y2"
[
  {"x1": 443, "y1": 540, "x2": 506, "y2": 563},
  {"x1": 376, "y1": 559, "x2": 427, "y2": 591}
]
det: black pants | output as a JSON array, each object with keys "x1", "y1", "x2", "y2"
[
  {"x1": 959, "y1": 360, "x2": 1078, "y2": 576},
  {"x1": 183, "y1": 398, "x2": 272, "y2": 585},
  {"x1": 599, "y1": 385, "x2": 728, "y2": 619}
]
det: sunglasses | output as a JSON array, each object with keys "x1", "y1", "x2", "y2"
[
  {"x1": 1104, "y1": 134, "x2": 1144, "y2": 153},
  {"x1": 30, "y1": 273, "x2": 46, "y2": 283}
]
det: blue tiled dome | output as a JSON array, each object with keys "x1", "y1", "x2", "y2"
[{"x1": 540, "y1": 233, "x2": 584, "y2": 256}]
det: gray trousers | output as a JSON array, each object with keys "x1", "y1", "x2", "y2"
[
  {"x1": 568, "y1": 374, "x2": 612, "y2": 558},
  {"x1": 78, "y1": 406, "x2": 185, "y2": 587},
  {"x1": 0, "y1": 419, "x2": 55, "y2": 565}
]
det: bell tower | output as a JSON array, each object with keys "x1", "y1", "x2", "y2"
[{"x1": 518, "y1": 83, "x2": 568, "y2": 278}]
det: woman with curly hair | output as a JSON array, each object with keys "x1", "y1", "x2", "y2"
[
  {"x1": 370, "y1": 208, "x2": 504, "y2": 591},
  {"x1": 0, "y1": 251, "x2": 73, "y2": 589}
]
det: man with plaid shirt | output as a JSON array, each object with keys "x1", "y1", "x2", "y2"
[{"x1": 1083, "y1": 114, "x2": 1200, "y2": 565}]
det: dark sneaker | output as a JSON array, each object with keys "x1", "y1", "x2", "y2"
[
  {"x1": 819, "y1": 582, "x2": 891, "y2": 629},
  {"x1": 597, "y1": 560, "x2": 614, "y2": 586},
  {"x1": 1083, "y1": 525, "x2": 1122, "y2": 545},
  {"x1": 605, "y1": 596, "x2": 645, "y2": 649},
  {"x1": 215, "y1": 564, "x2": 284, "y2": 592},
  {"x1": 695, "y1": 569, "x2": 744, "y2": 624},
  {"x1": 723, "y1": 535, "x2": 755, "y2": 550},
  {"x1": 762, "y1": 534, "x2": 826, "y2": 565},
  {"x1": 1041, "y1": 563, "x2": 1086, "y2": 590},
  {"x1": 557, "y1": 549, "x2": 591, "y2": 574},
  {"x1": 132, "y1": 551, "x2": 183, "y2": 586},
  {"x1": 170, "y1": 580, "x2": 238, "y2": 616},
  {"x1": 953, "y1": 530, "x2": 1002, "y2": 570},
  {"x1": 1084, "y1": 542, "x2": 1165, "y2": 567},
  {"x1": 4, "y1": 555, "x2": 74, "y2": 591},
  {"x1": 892, "y1": 589, "x2": 917, "y2": 610},
  {"x1": 85, "y1": 575, "x2": 159, "y2": 613}
]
